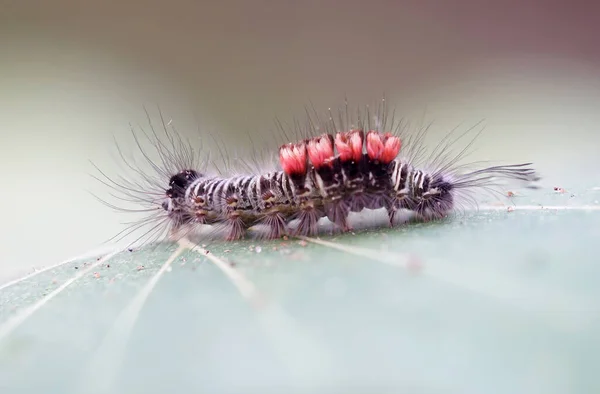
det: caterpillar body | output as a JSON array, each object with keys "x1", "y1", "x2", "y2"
[{"x1": 95, "y1": 98, "x2": 541, "y2": 246}]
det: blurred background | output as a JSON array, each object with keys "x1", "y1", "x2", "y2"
[{"x1": 1, "y1": 0, "x2": 600, "y2": 282}]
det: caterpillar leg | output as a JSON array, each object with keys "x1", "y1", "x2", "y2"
[
  {"x1": 324, "y1": 201, "x2": 351, "y2": 232},
  {"x1": 294, "y1": 207, "x2": 321, "y2": 237},
  {"x1": 347, "y1": 193, "x2": 368, "y2": 213},
  {"x1": 261, "y1": 212, "x2": 289, "y2": 239},
  {"x1": 224, "y1": 214, "x2": 247, "y2": 241},
  {"x1": 386, "y1": 206, "x2": 397, "y2": 227},
  {"x1": 194, "y1": 209, "x2": 208, "y2": 225}
]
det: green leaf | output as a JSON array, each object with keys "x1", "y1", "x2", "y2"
[{"x1": 1, "y1": 201, "x2": 600, "y2": 393}]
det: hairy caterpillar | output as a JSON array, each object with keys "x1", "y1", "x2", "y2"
[{"x1": 93, "y1": 98, "x2": 541, "y2": 247}]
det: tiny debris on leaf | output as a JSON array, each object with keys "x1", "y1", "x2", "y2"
[
  {"x1": 93, "y1": 272, "x2": 101, "y2": 278},
  {"x1": 406, "y1": 255, "x2": 424, "y2": 274},
  {"x1": 553, "y1": 186, "x2": 565, "y2": 193},
  {"x1": 507, "y1": 206, "x2": 515, "y2": 212},
  {"x1": 507, "y1": 191, "x2": 515, "y2": 197},
  {"x1": 289, "y1": 252, "x2": 308, "y2": 261},
  {"x1": 136, "y1": 265, "x2": 145, "y2": 271}
]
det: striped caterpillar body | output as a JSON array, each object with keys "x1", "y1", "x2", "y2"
[{"x1": 96, "y1": 99, "x2": 541, "y2": 246}]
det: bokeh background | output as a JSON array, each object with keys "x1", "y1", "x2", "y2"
[{"x1": 1, "y1": 0, "x2": 600, "y2": 282}]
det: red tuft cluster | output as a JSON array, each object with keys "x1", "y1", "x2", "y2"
[
  {"x1": 366, "y1": 131, "x2": 401, "y2": 164},
  {"x1": 279, "y1": 142, "x2": 308, "y2": 176},
  {"x1": 279, "y1": 130, "x2": 402, "y2": 176},
  {"x1": 334, "y1": 129, "x2": 364, "y2": 163},
  {"x1": 306, "y1": 134, "x2": 335, "y2": 170}
]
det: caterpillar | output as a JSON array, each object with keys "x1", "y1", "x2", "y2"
[{"x1": 93, "y1": 98, "x2": 541, "y2": 247}]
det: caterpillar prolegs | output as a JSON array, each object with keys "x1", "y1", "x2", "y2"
[{"x1": 95, "y1": 99, "x2": 541, "y2": 246}]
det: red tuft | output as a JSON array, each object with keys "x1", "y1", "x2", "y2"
[
  {"x1": 306, "y1": 134, "x2": 335, "y2": 169},
  {"x1": 366, "y1": 130, "x2": 385, "y2": 161},
  {"x1": 366, "y1": 131, "x2": 401, "y2": 164},
  {"x1": 381, "y1": 132, "x2": 401, "y2": 163},
  {"x1": 335, "y1": 129, "x2": 364, "y2": 163},
  {"x1": 279, "y1": 142, "x2": 307, "y2": 176}
]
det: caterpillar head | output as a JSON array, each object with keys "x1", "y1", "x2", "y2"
[{"x1": 162, "y1": 169, "x2": 201, "y2": 214}]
